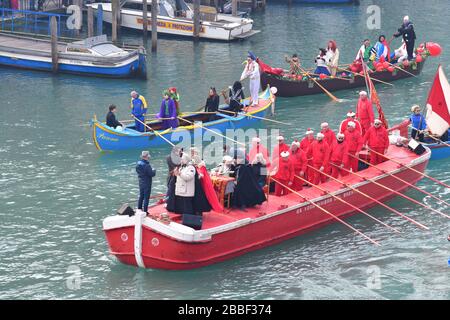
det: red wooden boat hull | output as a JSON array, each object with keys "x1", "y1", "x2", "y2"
[
  {"x1": 103, "y1": 146, "x2": 430, "y2": 270},
  {"x1": 261, "y1": 60, "x2": 426, "y2": 97}
]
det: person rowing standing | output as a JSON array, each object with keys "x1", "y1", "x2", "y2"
[
  {"x1": 393, "y1": 16, "x2": 416, "y2": 61},
  {"x1": 285, "y1": 53, "x2": 301, "y2": 75},
  {"x1": 157, "y1": 91, "x2": 179, "y2": 130},
  {"x1": 240, "y1": 51, "x2": 261, "y2": 107},
  {"x1": 409, "y1": 105, "x2": 427, "y2": 142},
  {"x1": 130, "y1": 90, "x2": 148, "y2": 132}
]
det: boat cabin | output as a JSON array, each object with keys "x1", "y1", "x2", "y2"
[{"x1": 122, "y1": 0, "x2": 194, "y2": 19}]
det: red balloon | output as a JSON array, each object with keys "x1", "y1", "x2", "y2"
[
  {"x1": 382, "y1": 62, "x2": 390, "y2": 69},
  {"x1": 387, "y1": 66, "x2": 395, "y2": 72},
  {"x1": 415, "y1": 54, "x2": 423, "y2": 63},
  {"x1": 359, "y1": 71, "x2": 365, "y2": 75},
  {"x1": 426, "y1": 42, "x2": 442, "y2": 57},
  {"x1": 373, "y1": 61, "x2": 379, "y2": 68},
  {"x1": 379, "y1": 55, "x2": 386, "y2": 63},
  {"x1": 319, "y1": 73, "x2": 327, "y2": 79},
  {"x1": 376, "y1": 66, "x2": 385, "y2": 72},
  {"x1": 402, "y1": 60, "x2": 410, "y2": 68}
]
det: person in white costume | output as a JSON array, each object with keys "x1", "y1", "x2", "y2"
[{"x1": 240, "y1": 51, "x2": 260, "y2": 107}]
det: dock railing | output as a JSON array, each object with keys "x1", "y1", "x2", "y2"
[{"x1": 0, "y1": 7, "x2": 76, "y2": 37}]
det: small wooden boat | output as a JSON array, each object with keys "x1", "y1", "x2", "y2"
[
  {"x1": 102, "y1": 144, "x2": 431, "y2": 270},
  {"x1": 260, "y1": 57, "x2": 427, "y2": 97},
  {"x1": 0, "y1": 33, "x2": 147, "y2": 78},
  {"x1": 92, "y1": 86, "x2": 275, "y2": 151},
  {"x1": 89, "y1": 0, "x2": 259, "y2": 41}
]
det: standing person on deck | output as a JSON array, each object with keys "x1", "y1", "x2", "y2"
[
  {"x1": 314, "y1": 48, "x2": 331, "y2": 76},
  {"x1": 285, "y1": 53, "x2": 301, "y2": 75},
  {"x1": 290, "y1": 141, "x2": 307, "y2": 191},
  {"x1": 393, "y1": 16, "x2": 416, "y2": 61},
  {"x1": 249, "y1": 136, "x2": 270, "y2": 169},
  {"x1": 329, "y1": 133, "x2": 349, "y2": 178},
  {"x1": 271, "y1": 135, "x2": 290, "y2": 164},
  {"x1": 130, "y1": 91, "x2": 147, "y2": 132},
  {"x1": 340, "y1": 110, "x2": 362, "y2": 134},
  {"x1": 271, "y1": 151, "x2": 295, "y2": 196},
  {"x1": 321, "y1": 122, "x2": 337, "y2": 147},
  {"x1": 168, "y1": 87, "x2": 181, "y2": 116},
  {"x1": 204, "y1": 87, "x2": 220, "y2": 121},
  {"x1": 300, "y1": 128, "x2": 315, "y2": 182},
  {"x1": 356, "y1": 91, "x2": 375, "y2": 135},
  {"x1": 136, "y1": 151, "x2": 156, "y2": 214},
  {"x1": 106, "y1": 104, "x2": 123, "y2": 129},
  {"x1": 409, "y1": 105, "x2": 427, "y2": 142},
  {"x1": 157, "y1": 91, "x2": 179, "y2": 130},
  {"x1": 307, "y1": 133, "x2": 330, "y2": 185},
  {"x1": 240, "y1": 51, "x2": 260, "y2": 107},
  {"x1": 326, "y1": 40, "x2": 340, "y2": 77},
  {"x1": 344, "y1": 121, "x2": 363, "y2": 173},
  {"x1": 363, "y1": 119, "x2": 390, "y2": 165}
]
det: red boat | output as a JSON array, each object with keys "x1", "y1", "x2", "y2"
[{"x1": 103, "y1": 145, "x2": 431, "y2": 270}]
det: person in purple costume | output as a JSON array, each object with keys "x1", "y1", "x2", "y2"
[{"x1": 157, "y1": 91, "x2": 179, "y2": 129}]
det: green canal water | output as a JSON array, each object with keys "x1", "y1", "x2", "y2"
[{"x1": 1, "y1": 0, "x2": 449, "y2": 299}]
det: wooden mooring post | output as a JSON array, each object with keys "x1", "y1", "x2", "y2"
[
  {"x1": 111, "y1": 0, "x2": 119, "y2": 43},
  {"x1": 232, "y1": 0, "x2": 237, "y2": 17},
  {"x1": 193, "y1": 0, "x2": 200, "y2": 40},
  {"x1": 151, "y1": 0, "x2": 158, "y2": 51},
  {"x1": 97, "y1": 4, "x2": 104, "y2": 36},
  {"x1": 88, "y1": 6, "x2": 94, "y2": 38},
  {"x1": 143, "y1": 0, "x2": 148, "y2": 42},
  {"x1": 50, "y1": 16, "x2": 58, "y2": 73}
]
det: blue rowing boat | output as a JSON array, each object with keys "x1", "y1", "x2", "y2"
[
  {"x1": 426, "y1": 137, "x2": 450, "y2": 160},
  {"x1": 91, "y1": 86, "x2": 275, "y2": 151}
]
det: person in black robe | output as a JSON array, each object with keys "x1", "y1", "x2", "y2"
[
  {"x1": 232, "y1": 159, "x2": 266, "y2": 210},
  {"x1": 165, "y1": 147, "x2": 182, "y2": 213},
  {"x1": 227, "y1": 81, "x2": 245, "y2": 115},
  {"x1": 193, "y1": 170, "x2": 212, "y2": 215},
  {"x1": 106, "y1": 105, "x2": 122, "y2": 129}
]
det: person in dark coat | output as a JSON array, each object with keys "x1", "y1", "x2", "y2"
[
  {"x1": 393, "y1": 16, "x2": 416, "y2": 60},
  {"x1": 106, "y1": 104, "x2": 123, "y2": 129},
  {"x1": 232, "y1": 158, "x2": 266, "y2": 211},
  {"x1": 227, "y1": 81, "x2": 245, "y2": 115},
  {"x1": 165, "y1": 147, "x2": 182, "y2": 213},
  {"x1": 204, "y1": 87, "x2": 220, "y2": 121},
  {"x1": 136, "y1": 151, "x2": 156, "y2": 213}
]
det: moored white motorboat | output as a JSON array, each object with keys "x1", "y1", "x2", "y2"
[{"x1": 88, "y1": 0, "x2": 259, "y2": 41}]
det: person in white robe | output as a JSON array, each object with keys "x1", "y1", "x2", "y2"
[{"x1": 240, "y1": 51, "x2": 260, "y2": 107}]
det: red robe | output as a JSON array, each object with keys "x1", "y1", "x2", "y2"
[
  {"x1": 196, "y1": 166, "x2": 223, "y2": 212},
  {"x1": 330, "y1": 141, "x2": 349, "y2": 178},
  {"x1": 300, "y1": 137, "x2": 315, "y2": 182},
  {"x1": 363, "y1": 126, "x2": 389, "y2": 165},
  {"x1": 306, "y1": 140, "x2": 330, "y2": 184},
  {"x1": 273, "y1": 159, "x2": 295, "y2": 196},
  {"x1": 356, "y1": 97, "x2": 375, "y2": 134},
  {"x1": 339, "y1": 118, "x2": 363, "y2": 135},
  {"x1": 248, "y1": 142, "x2": 271, "y2": 168},
  {"x1": 322, "y1": 128, "x2": 337, "y2": 147},
  {"x1": 271, "y1": 142, "x2": 290, "y2": 163},
  {"x1": 344, "y1": 129, "x2": 364, "y2": 172},
  {"x1": 290, "y1": 148, "x2": 308, "y2": 190}
]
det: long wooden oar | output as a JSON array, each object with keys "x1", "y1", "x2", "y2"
[
  {"x1": 350, "y1": 153, "x2": 450, "y2": 208},
  {"x1": 337, "y1": 67, "x2": 394, "y2": 87},
  {"x1": 298, "y1": 66, "x2": 342, "y2": 102},
  {"x1": 409, "y1": 125, "x2": 450, "y2": 148},
  {"x1": 339, "y1": 156, "x2": 449, "y2": 218},
  {"x1": 387, "y1": 61, "x2": 417, "y2": 78},
  {"x1": 308, "y1": 165, "x2": 429, "y2": 230},
  {"x1": 219, "y1": 109, "x2": 291, "y2": 125},
  {"x1": 271, "y1": 177, "x2": 381, "y2": 246},
  {"x1": 368, "y1": 148, "x2": 450, "y2": 189},
  {"x1": 177, "y1": 116, "x2": 245, "y2": 147},
  {"x1": 294, "y1": 174, "x2": 400, "y2": 233},
  {"x1": 132, "y1": 115, "x2": 175, "y2": 147}
]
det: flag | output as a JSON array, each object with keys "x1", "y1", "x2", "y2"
[
  {"x1": 365, "y1": 67, "x2": 389, "y2": 128},
  {"x1": 425, "y1": 65, "x2": 450, "y2": 136}
]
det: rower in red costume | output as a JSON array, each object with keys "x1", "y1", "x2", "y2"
[
  {"x1": 320, "y1": 122, "x2": 337, "y2": 147},
  {"x1": 271, "y1": 135, "x2": 289, "y2": 165},
  {"x1": 339, "y1": 110, "x2": 362, "y2": 134},
  {"x1": 248, "y1": 137, "x2": 271, "y2": 169},
  {"x1": 363, "y1": 119, "x2": 390, "y2": 165},
  {"x1": 289, "y1": 141, "x2": 308, "y2": 190},
  {"x1": 306, "y1": 133, "x2": 330, "y2": 185},
  {"x1": 272, "y1": 151, "x2": 295, "y2": 196},
  {"x1": 344, "y1": 121, "x2": 363, "y2": 173},
  {"x1": 356, "y1": 91, "x2": 375, "y2": 135},
  {"x1": 329, "y1": 133, "x2": 349, "y2": 178},
  {"x1": 300, "y1": 128, "x2": 315, "y2": 183}
]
